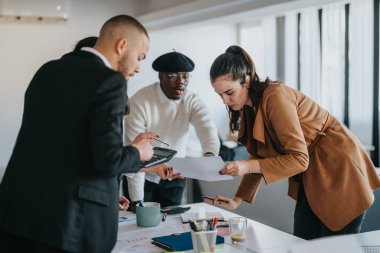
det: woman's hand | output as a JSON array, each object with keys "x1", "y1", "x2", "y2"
[
  {"x1": 203, "y1": 195, "x2": 241, "y2": 210},
  {"x1": 119, "y1": 196, "x2": 129, "y2": 211},
  {"x1": 219, "y1": 160, "x2": 251, "y2": 176}
]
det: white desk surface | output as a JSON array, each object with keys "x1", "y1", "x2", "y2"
[
  {"x1": 286, "y1": 229, "x2": 380, "y2": 253},
  {"x1": 113, "y1": 202, "x2": 305, "y2": 253},
  {"x1": 344, "y1": 229, "x2": 380, "y2": 246}
]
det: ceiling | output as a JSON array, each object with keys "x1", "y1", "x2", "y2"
[{"x1": 135, "y1": 0, "x2": 347, "y2": 30}]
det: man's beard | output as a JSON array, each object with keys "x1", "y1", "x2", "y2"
[{"x1": 117, "y1": 53, "x2": 128, "y2": 78}]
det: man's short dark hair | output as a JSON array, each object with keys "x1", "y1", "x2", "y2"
[{"x1": 100, "y1": 15, "x2": 149, "y2": 39}]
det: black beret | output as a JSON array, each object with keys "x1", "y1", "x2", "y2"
[{"x1": 152, "y1": 52, "x2": 195, "y2": 72}]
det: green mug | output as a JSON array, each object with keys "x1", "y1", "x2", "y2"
[{"x1": 136, "y1": 202, "x2": 161, "y2": 227}]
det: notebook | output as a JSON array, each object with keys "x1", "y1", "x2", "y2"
[{"x1": 151, "y1": 231, "x2": 224, "y2": 251}]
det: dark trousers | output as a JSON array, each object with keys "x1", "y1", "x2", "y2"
[
  {"x1": 0, "y1": 232, "x2": 72, "y2": 253},
  {"x1": 144, "y1": 179, "x2": 185, "y2": 208},
  {"x1": 293, "y1": 181, "x2": 365, "y2": 240},
  {"x1": 122, "y1": 177, "x2": 186, "y2": 208}
]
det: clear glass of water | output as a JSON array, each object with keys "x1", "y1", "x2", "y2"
[{"x1": 229, "y1": 217, "x2": 247, "y2": 243}]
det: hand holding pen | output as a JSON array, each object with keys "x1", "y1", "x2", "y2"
[
  {"x1": 151, "y1": 137, "x2": 170, "y2": 146},
  {"x1": 219, "y1": 160, "x2": 261, "y2": 175},
  {"x1": 130, "y1": 132, "x2": 157, "y2": 161},
  {"x1": 219, "y1": 160, "x2": 249, "y2": 176},
  {"x1": 203, "y1": 196, "x2": 229, "y2": 205},
  {"x1": 203, "y1": 195, "x2": 240, "y2": 210}
]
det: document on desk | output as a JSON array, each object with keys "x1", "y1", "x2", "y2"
[
  {"x1": 168, "y1": 156, "x2": 233, "y2": 181},
  {"x1": 117, "y1": 222, "x2": 189, "y2": 253}
]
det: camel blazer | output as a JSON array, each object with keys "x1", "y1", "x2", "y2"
[{"x1": 235, "y1": 83, "x2": 380, "y2": 231}]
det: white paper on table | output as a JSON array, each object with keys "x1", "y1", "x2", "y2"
[
  {"x1": 116, "y1": 223, "x2": 189, "y2": 253},
  {"x1": 167, "y1": 156, "x2": 233, "y2": 181}
]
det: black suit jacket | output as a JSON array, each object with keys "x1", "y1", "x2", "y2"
[{"x1": 0, "y1": 51, "x2": 141, "y2": 253}]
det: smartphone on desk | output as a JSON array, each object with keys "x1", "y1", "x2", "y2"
[{"x1": 140, "y1": 147, "x2": 177, "y2": 168}]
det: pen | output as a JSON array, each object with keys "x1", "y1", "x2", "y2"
[
  {"x1": 213, "y1": 217, "x2": 218, "y2": 230},
  {"x1": 152, "y1": 137, "x2": 170, "y2": 146},
  {"x1": 162, "y1": 212, "x2": 167, "y2": 222}
]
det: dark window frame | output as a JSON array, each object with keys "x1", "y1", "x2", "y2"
[{"x1": 373, "y1": 0, "x2": 380, "y2": 165}]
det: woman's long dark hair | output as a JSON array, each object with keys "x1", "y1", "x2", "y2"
[{"x1": 210, "y1": 45, "x2": 270, "y2": 133}]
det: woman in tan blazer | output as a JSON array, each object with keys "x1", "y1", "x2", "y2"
[{"x1": 205, "y1": 45, "x2": 380, "y2": 239}]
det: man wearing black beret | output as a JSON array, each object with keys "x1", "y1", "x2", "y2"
[{"x1": 124, "y1": 51, "x2": 220, "y2": 207}]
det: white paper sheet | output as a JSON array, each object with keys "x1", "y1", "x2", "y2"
[
  {"x1": 116, "y1": 222, "x2": 190, "y2": 253},
  {"x1": 168, "y1": 156, "x2": 233, "y2": 181}
]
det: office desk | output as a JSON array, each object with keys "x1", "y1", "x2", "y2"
[
  {"x1": 286, "y1": 229, "x2": 380, "y2": 253},
  {"x1": 112, "y1": 202, "x2": 304, "y2": 253},
  {"x1": 345, "y1": 230, "x2": 380, "y2": 252}
]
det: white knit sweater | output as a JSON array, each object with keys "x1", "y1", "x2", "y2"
[{"x1": 124, "y1": 82, "x2": 220, "y2": 201}]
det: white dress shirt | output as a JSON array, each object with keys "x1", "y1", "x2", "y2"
[
  {"x1": 124, "y1": 82, "x2": 220, "y2": 201},
  {"x1": 80, "y1": 47, "x2": 112, "y2": 68}
]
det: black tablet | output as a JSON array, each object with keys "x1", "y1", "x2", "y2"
[{"x1": 140, "y1": 147, "x2": 177, "y2": 168}]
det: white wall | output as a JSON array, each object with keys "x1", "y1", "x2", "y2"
[{"x1": 0, "y1": 0, "x2": 137, "y2": 179}]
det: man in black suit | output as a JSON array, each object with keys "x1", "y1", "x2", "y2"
[{"x1": 0, "y1": 15, "x2": 170, "y2": 253}]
